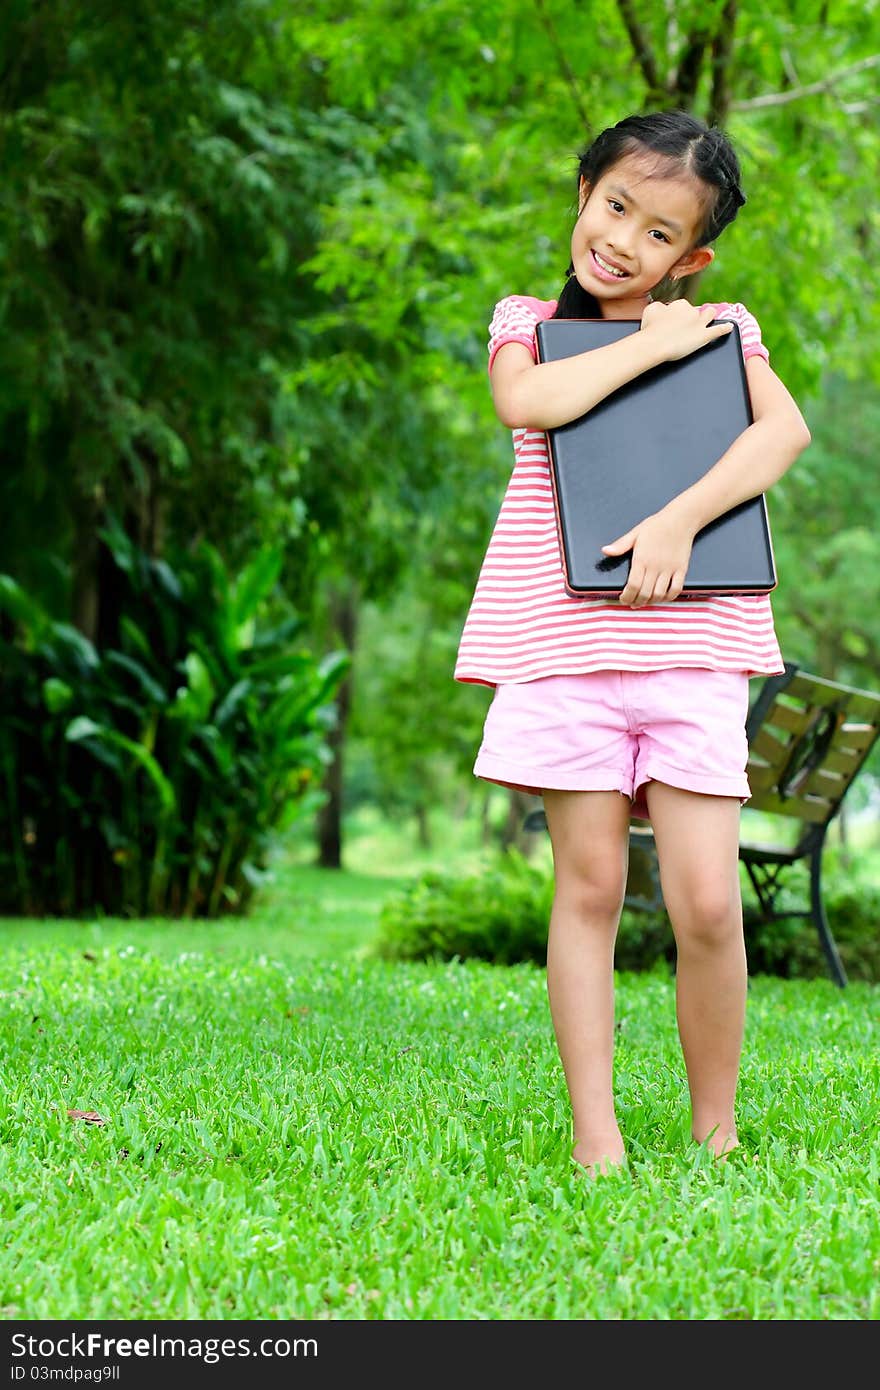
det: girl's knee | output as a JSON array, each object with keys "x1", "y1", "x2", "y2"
[
  {"x1": 553, "y1": 864, "x2": 627, "y2": 925},
  {"x1": 668, "y1": 878, "x2": 742, "y2": 950}
]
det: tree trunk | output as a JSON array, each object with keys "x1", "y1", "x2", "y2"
[
  {"x1": 480, "y1": 784, "x2": 495, "y2": 845},
  {"x1": 131, "y1": 442, "x2": 165, "y2": 558},
  {"x1": 499, "y1": 788, "x2": 539, "y2": 856},
  {"x1": 316, "y1": 585, "x2": 358, "y2": 868},
  {"x1": 414, "y1": 802, "x2": 432, "y2": 850},
  {"x1": 70, "y1": 482, "x2": 103, "y2": 641},
  {"x1": 706, "y1": 1, "x2": 737, "y2": 128}
]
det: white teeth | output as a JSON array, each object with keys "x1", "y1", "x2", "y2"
[{"x1": 594, "y1": 251, "x2": 627, "y2": 277}]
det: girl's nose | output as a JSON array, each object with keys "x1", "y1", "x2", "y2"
[{"x1": 607, "y1": 235, "x2": 634, "y2": 262}]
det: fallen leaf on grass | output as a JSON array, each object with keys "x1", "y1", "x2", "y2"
[{"x1": 67, "y1": 1109, "x2": 107, "y2": 1126}]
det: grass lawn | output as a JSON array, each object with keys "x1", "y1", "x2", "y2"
[{"x1": 1, "y1": 822, "x2": 879, "y2": 1321}]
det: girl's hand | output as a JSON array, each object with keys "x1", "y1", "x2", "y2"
[
  {"x1": 601, "y1": 508, "x2": 695, "y2": 606},
  {"x1": 639, "y1": 299, "x2": 732, "y2": 362}
]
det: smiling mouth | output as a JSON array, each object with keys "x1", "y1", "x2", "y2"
[{"x1": 592, "y1": 250, "x2": 630, "y2": 278}]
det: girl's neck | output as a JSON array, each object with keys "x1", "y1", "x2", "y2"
[{"x1": 600, "y1": 290, "x2": 653, "y2": 320}]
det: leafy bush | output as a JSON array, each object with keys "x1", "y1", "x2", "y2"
[
  {"x1": 0, "y1": 520, "x2": 347, "y2": 918},
  {"x1": 743, "y1": 865, "x2": 880, "y2": 983},
  {"x1": 373, "y1": 851, "x2": 554, "y2": 965},
  {"x1": 373, "y1": 849, "x2": 880, "y2": 983}
]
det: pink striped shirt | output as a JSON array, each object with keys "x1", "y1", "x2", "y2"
[{"x1": 454, "y1": 294, "x2": 785, "y2": 688}]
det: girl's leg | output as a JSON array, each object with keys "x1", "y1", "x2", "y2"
[
  {"x1": 645, "y1": 782, "x2": 746, "y2": 1156},
  {"x1": 542, "y1": 788, "x2": 631, "y2": 1174}
]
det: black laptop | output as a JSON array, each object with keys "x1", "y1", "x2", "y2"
[{"x1": 534, "y1": 317, "x2": 777, "y2": 598}]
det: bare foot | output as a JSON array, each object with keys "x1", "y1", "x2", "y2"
[
  {"x1": 713, "y1": 1139, "x2": 740, "y2": 1164},
  {"x1": 694, "y1": 1128, "x2": 739, "y2": 1162},
  {"x1": 572, "y1": 1137, "x2": 626, "y2": 1178}
]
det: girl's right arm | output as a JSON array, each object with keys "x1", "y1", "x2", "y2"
[{"x1": 491, "y1": 301, "x2": 733, "y2": 430}]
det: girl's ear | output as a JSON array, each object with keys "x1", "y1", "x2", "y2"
[
  {"x1": 671, "y1": 245, "x2": 715, "y2": 279},
  {"x1": 578, "y1": 176, "x2": 591, "y2": 215}
]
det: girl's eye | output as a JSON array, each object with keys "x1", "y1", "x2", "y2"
[{"x1": 607, "y1": 200, "x2": 668, "y2": 242}]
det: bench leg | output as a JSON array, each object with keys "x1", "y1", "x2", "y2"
[{"x1": 810, "y1": 844, "x2": 848, "y2": 988}]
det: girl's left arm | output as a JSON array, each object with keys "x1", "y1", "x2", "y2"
[
  {"x1": 665, "y1": 356, "x2": 811, "y2": 530},
  {"x1": 603, "y1": 356, "x2": 811, "y2": 607}
]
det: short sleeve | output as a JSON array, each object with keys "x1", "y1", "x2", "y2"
[
  {"x1": 726, "y1": 301, "x2": 770, "y2": 364},
  {"x1": 487, "y1": 295, "x2": 542, "y2": 374}
]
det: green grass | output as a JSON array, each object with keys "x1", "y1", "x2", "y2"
[{"x1": 1, "y1": 831, "x2": 879, "y2": 1320}]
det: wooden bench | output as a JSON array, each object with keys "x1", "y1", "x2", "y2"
[{"x1": 524, "y1": 662, "x2": 880, "y2": 987}]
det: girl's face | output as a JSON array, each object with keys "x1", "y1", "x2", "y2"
[{"x1": 571, "y1": 152, "x2": 715, "y2": 316}]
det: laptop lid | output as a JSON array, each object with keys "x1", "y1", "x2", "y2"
[{"x1": 534, "y1": 317, "x2": 777, "y2": 598}]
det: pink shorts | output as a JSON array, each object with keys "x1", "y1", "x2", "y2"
[{"x1": 473, "y1": 668, "x2": 751, "y2": 821}]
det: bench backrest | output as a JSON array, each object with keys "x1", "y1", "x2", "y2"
[{"x1": 745, "y1": 661, "x2": 880, "y2": 838}]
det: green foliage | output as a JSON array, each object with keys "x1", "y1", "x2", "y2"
[
  {"x1": 768, "y1": 375, "x2": 880, "y2": 698},
  {"x1": 0, "y1": 526, "x2": 347, "y2": 917},
  {"x1": 372, "y1": 846, "x2": 880, "y2": 983},
  {"x1": 0, "y1": 0, "x2": 325, "y2": 593},
  {"x1": 347, "y1": 588, "x2": 494, "y2": 819},
  {"x1": 299, "y1": 0, "x2": 880, "y2": 400},
  {"x1": 743, "y1": 865, "x2": 880, "y2": 984},
  {"x1": 373, "y1": 850, "x2": 554, "y2": 965}
]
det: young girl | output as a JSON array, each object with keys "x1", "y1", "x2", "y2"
[{"x1": 455, "y1": 111, "x2": 811, "y2": 1176}]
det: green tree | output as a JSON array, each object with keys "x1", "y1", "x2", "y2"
[
  {"x1": 769, "y1": 375, "x2": 880, "y2": 692},
  {"x1": 0, "y1": 1, "x2": 329, "y2": 620}
]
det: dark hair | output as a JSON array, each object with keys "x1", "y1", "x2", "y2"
[{"x1": 554, "y1": 110, "x2": 746, "y2": 318}]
